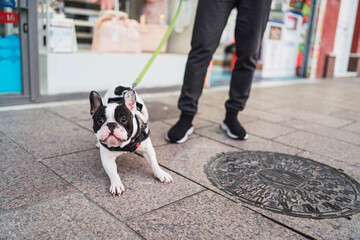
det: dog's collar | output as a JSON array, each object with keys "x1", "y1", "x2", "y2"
[
  {"x1": 100, "y1": 115, "x2": 149, "y2": 152},
  {"x1": 107, "y1": 96, "x2": 143, "y2": 112}
]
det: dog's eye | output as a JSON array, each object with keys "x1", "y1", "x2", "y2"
[
  {"x1": 97, "y1": 117, "x2": 104, "y2": 124},
  {"x1": 120, "y1": 116, "x2": 127, "y2": 123}
]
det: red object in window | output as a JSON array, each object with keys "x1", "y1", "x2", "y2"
[{"x1": 0, "y1": 12, "x2": 19, "y2": 24}]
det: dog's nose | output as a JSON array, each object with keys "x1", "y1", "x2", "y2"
[{"x1": 107, "y1": 122, "x2": 117, "y2": 132}]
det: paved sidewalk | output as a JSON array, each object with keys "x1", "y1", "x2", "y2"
[{"x1": 1, "y1": 78, "x2": 360, "y2": 239}]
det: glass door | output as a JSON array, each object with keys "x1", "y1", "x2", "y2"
[{"x1": 0, "y1": 0, "x2": 39, "y2": 106}]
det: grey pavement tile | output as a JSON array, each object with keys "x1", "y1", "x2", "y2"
[
  {"x1": 127, "y1": 191, "x2": 305, "y2": 240},
  {"x1": 244, "y1": 97, "x2": 287, "y2": 111},
  {"x1": 0, "y1": 109, "x2": 49, "y2": 123},
  {"x1": 331, "y1": 109, "x2": 360, "y2": 121},
  {"x1": 247, "y1": 200, "x2": 360, "y2": 240},
  {"x1": 242, "y1": 107, "x2": 294, "y2": 123},
  {"x1": 283, "y1": 99, "x2": 345, "y2": 115},
  {"x1": 155, "y1": 137, "x2": 237, "y2": 189},
  {"x1": 146, "y1": 121, "x2": 170, "y2": 147},
  {"x1": 196, "y1": 125, "x2": 301, "y2": 155},
  {"x1": 275, "y1": 131, "x2": 360, "y2": 163},
  {"x1": 77, "y1": 119, "x2": 93, "y2": 132},
  {"x1": 163, "y1": 116, "x2": 213, "y2": 129},
  {"x1": 197, "y1": 104, "x2": 256, "y2": 124},
  {"x1": 143, "y1": 95, "x2": 178, "y2": 107},
  {"x1": 339, "y1": 99, "x2": 360, "y2": 111},
  {"x1": 199, "y1": 92, "x2": 229, "y2": 109},
  {"x1": 269, "y1": 106, "x2": 352, "y2": 128},
  {"x1": 145, "y1": 101, "x2": 180, "y2": 122},
  {"x1": 0, "y1": 135, "x2": 74, "y2": 212},
  {"x1": 297, "y1": 151, "x2": 360, "y2": 181},
  {"x1": 0, "y1": 193, "x2": 141, "y2": 240},
  {"x1": 281, "y1": 119, "x2": 360, "y2": 146},
  {"x1": 47, "y1": 102, "x2": 90, "y2": 121},
  {"x1": 197, "y1": 104, "x2": 226, "y2": 123},
  {"x1": 0, "y1": 109, "x2": 97, "y2": 159},
  {"x1": 41, "y1": 149, "x2": 204, "y2": 221},
  {"x1": 245, "y1": 120, "x2": 296, "y2": 139},
  {"x1": 341, "y1": 122, "x2": 360, "y2": 134}
]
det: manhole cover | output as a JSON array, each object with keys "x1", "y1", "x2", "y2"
[{"x1": 205, "y1": 151, "x2": 360, "y2": 219}]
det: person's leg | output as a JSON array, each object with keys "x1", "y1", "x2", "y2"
[
  {"x1": 167, "y1": 0, "x2": 236, "y2": 143},
  {"x1": 222, "y1": 0, "x2": 272, "y2": 140}
]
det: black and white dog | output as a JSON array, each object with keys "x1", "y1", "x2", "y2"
[{"x1": 89, "y1": 85, "x2": 173, "y2": 196}]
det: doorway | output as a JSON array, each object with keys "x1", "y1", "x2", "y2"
[
  {"x1": 0, "y1": 0, "x2": 39, "y2": 106},
  {"x1": 333, "y1": 0, "x2": 359, "y2": 77}
]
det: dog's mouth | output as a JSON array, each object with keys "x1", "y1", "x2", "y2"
[{"x1": 101, "y1": 133, "x2": 127, "y2": 144}]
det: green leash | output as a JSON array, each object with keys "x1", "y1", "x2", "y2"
[{"x1": 132, "y1": 0, "x2": 183, "y2": 89}]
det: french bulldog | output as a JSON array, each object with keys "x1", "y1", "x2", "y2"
[{"x1": 89, "y1": 85, "x2": 173, "y2": 196}]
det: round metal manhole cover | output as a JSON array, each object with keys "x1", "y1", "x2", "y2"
[{"x1": 205, "y1": 151, "x2": 360, "y2": 219}]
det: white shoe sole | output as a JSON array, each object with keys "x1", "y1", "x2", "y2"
[
  {"x1": 166, "y1": 126, "x2": 194, "y2": 144},
  {"x1": 220, "y1": 122, "x2": 248, "y2": 140}
]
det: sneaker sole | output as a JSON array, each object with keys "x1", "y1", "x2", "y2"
[
  {"x1": 165, "y1": 126, "x2": 194, "y2": 144},
  {"x1": 220, "y1": 122, "x2": 248, "y2": 140}
]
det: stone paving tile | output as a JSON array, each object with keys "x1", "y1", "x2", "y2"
[
  {"x1": 0, "y1": 135, "x2": 74, "y2": 212},
  {"x1": 331, "y1": 109, "x2": 360, "y2": 121},
  {"x1": 145, "y1": 101, "x2": 180, "y2": 122},
  {"x1": 286, "y1": 100, "x2": 345, "y2": 115},
  {"x1": 143, "y1": 95, "x2": 178, "y2": 107},
  {"x1": 274, "y1": 131, "x2": 359, "y2": 164},
  {"x1": 269, "y1": 107, "x2": 352, "y2": 128},
  {"x1": 242, "y1": 108, "x2": 293, "y2": 123},
  {"x1": 127, "y1": 191, "x2": 305, "y2": 240},
  {"x1": 147, "y1": 121, "x2": 170, "y2": 147},
  {"x1": 196, "y1": 125, "x2": 301, "y2": 155},
  {"x1": 0, "y1": 109, "x2": 49, "y2": 123},
  {"x1": 163, "y1": 117, "x2": 213, "y2": 129},
  {"x1": 243, "y1": 95, "x2": 287, "y2": 111},
  {"x1": 155, "y1": 137, "x2": 237, "y2": 189},
  {"x1": 0, "y1": 110, "x2": 97, "y2": 159},
  {"x1": 297, "y1": 151, "x2": 360, "y2": 180},
  {"x1": 339, "y1": 99, "x2": 360, "y2": 111},
  {"x1": 197, "y1": 104, "x2": 256, "y2": 124},
  {"x1": 245, "y1": 120, "x2": 296, "y2": 139},
  {"x1": 281, "y1": 119, "x2": 360, "y2": 146},
  {"x1": 47, "y1": 102, "x2": 90, "y2": 121},
  {"x1": 247, "y1": 199, "x2": 360, "y2": 240},
  {"x1": 341, "y1": 121, "x2": 360, "y2": 134},
  {"x1": 77, "y1": 119, "x2": 93, "y2": 132},
  {"x1": 42, "y1": 149, "x2": 204, "y2": 221},
  {"x1": 0, "y1": 193, "x2": 141, "y2": 240}
]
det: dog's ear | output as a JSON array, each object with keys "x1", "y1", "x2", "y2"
[
  {"x1": 124, "y1": 89, "x2": 136, "y2": 114},
  {"x1": 89, "y1": 91, "x2": 103, "y2": 115}
]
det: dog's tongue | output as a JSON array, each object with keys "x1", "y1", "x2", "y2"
[{"x1": 106, "y1": 135, "x2": 119, "y2": 146}]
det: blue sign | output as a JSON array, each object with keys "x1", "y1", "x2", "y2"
[{"x1": 0, "y1": 0, "x2": 16, "y2": 8}]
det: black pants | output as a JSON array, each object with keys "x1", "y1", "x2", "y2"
[{"x1": 178, "y1": 0, "x2": 272, "y2": 116}]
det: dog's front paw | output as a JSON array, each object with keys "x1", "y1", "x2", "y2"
[
  {"x1": 155, "y1": 170, "x2": 173, "y2": 184},
  {"x1": 109, "y1": 180, "x2": 125, "y2": 196}
]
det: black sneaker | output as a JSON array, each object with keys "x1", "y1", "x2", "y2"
[
  {"x1": 166, "y1": 114, "x2": 194, "y2": 144},
  {"x1": 221, "y1": 113, "x2": 248, "y2": 140},
  {"x1": 220, "y1": 122, "x2": 248, "y2": 140}
]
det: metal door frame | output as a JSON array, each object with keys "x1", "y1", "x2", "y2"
[{"x1": 0, "y1": 0, "x2": 39, "y2": 106}]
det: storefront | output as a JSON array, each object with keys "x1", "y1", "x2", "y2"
[
  {"x1": 36, "y1": 0, "x2": 189, "y2": 98},
  {"x1": 1, "y1": 0, "x2": 357, "y2": 106},
  {"x1": 261, "y1": 0, "x2": 314, "y2": 79}
]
